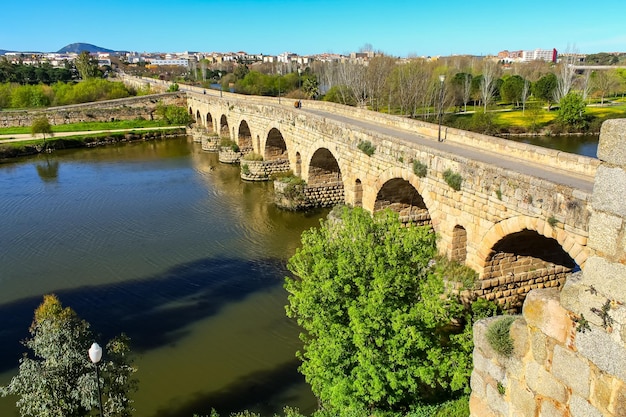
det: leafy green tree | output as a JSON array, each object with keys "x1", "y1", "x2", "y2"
[
  {"x1": 0, "y1": 294, "x2": 137, "y2": 417},
  {"x1": 156, "y1": 103, "x2": 194, "y2": 125},
  {"x1": 74, "y1": 51, "x2": 101, "y2": 80},
  {"x1": 31, "y1": 116, "x2": 53, "y2": 145},
  {"x1": 302, "y1": 76, "x2": 320, "y2": 99},
  {"x1": 499, "y1": 75, "x2": 525, "y2": 107},
  {"x1": 285, "y1": 207, "x2": 477, "y2": 413},
  {"x1": 531, "y1": 73, "x2": 557, "y2": 110},
  {"x1": 556, "y1": 92, "x2": 587, "y2": 130}
]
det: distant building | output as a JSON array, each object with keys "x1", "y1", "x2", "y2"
[{"x1": 497, "y1": 48, "x2": 557, "y2": 63}]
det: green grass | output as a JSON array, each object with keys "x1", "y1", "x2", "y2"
[{"x1": 0, "y1": 119, "x2": 172, "y2": 135}]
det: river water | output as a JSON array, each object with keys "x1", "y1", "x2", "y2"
[{"x1": 0, "y1": 137, "x2": 325, "y2": 417}]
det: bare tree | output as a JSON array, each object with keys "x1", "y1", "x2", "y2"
[
  {"x1": 578, "y1": 70, "x2": 593, "y2": 102},
  {"x1": 591, "y1": 69, "x2": 620, "y2": 105},
  {"x1": 365, "y1": 56, "x2": 396, "y2": 111},
  {"x1": 479, "y1": 60, "x2": 499, "y2": 111},
  {"x1": 337, "y1": 62, "x2": 368, "y2": 107},
  {"x1": 461, "y1": 73, "x2": 472, "y2": 112},
  {"x1": 554, "y1": 57, "x2": 577, "y2": 103}
]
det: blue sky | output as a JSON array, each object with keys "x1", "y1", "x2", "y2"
[{"x1": 2, "y1": 0, "x2": 625, "y2": 56}]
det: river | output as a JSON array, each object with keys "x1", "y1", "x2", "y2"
[{"x1": 0, "y1": 136, "x2": 324, "y2": 417}]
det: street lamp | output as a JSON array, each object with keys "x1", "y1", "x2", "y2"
[
  {"x1": 88, "y1": 342, "x2": 104, "y2": 417},
  {"x1": 437, "y1": 74, "x2": 446, "y2": 142},
  {"x1": 218, "y1": 72, "x2": 223, "y2": 97},
  {"x1": 297, "y1": 67, "x2": 302, "y2": 90}
]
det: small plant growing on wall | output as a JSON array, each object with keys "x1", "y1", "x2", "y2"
[
  {"x1": 547, "y1": 216, "x2": 558, "y2": 227},
  {"x1": 242, "y1": 152, "x2": 263, "y2": 161},
  {"x1": 443, "y1": 169, "x2": 463, "y2": 191},
  {"x1": 486, "y1": 316, "x2": 516, "y2": 357},
  {"x1": 496, "y1": 188, "x2": 502, "y2": 200},
  {"x1": 412, "y1": 160, "x2": 428, "y2": 178},
  {"x1": 357, "y1": 140, "x2": 375, "y2": 156},
  {"x1": 241, "y1": 163, "x2": 250, "y2": 175},
  {"x1": 220, "y1": 138, "x2": 239, "y2": 152}
]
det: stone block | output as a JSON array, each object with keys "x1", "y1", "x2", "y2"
[
  {"x1": 552, "y1": 344, "x2": 590, "y2": 397},
  {"x1": 611, "y1": 381, "x2": 626, "y2": 417},
  {"x1": 539, "y1": 400, "x2": 568, "y2": 417},
  {"x1": 523, "y1": 288, "x2": 572, "y2": 344},
  {"x1": 509, "y1": 378, "x2": 536, "y2": 416},
  {"x1": 569, "y1": 394, "x2": 604, "y2": 417},
  {"x1": 530, "y1": 327, "x2": 549, "y2": 364},
  {"x1": 580, "y1": 257, "x2": 626, "y2": 306},
  {"x1": 469, "y1": 394, "x2": 498, "y2": 417},
  {"x1": 598, "y1": 119, "x2": 626, "y2": 165},
  {"x1": 470, "y1": 369, "x2": 487, "y2": 398},
  {"x1": 592, "y1": 165, "x2": 626, "y2": 217},
  {"x1": 576, "y1": 323, "x2": 626, "y2": 381},
  {"x1": 526, "y1": 360, "x2": 568, "y2": 404},
  {"x1": 588, "y1": 211, "x2": 623, "y2": 257},
  {"x1": 486, "y1": 382, "x2": 509, "y2": 416},
  {"x1": 591, "y1": 368, "x2": 615, "y2": 413}
]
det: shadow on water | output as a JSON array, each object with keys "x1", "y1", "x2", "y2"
[
  {"x1": 0, "y1": 256, "x2": 289, "y2": 373},
  {"x1": 152, "y1": 359, "x2": 308, "y2": 417}
]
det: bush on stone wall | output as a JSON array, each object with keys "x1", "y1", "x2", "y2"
[{"x1": 486, "y1": 316, "x2": 516, "y2": 357}]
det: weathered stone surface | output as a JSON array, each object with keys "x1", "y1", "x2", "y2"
[
  {"x1": 598, "y1": 119, "x2": 626, "y2": 165},
  {"x1": 552, "y1": 344, "x2": 590, "y2": 397},
  {"x1": 588, "y1": 211, "x2": 623, "y2": 257},
  {"x1": 576, "y1": 325, "x2": 626, "y2": 381},
  {"x1": 526, "y1": 360, "x2": 568, "y2": 404},
  {"x1": 592, "y1": 166, "x2": 626, "y2": 217},
  {"x1": 523, "y1": 288, "x2": 572, "y2": 344},
  {"x1": 569, "y1": 395, "x2": 604, "y2": 417},
  {"x1": 539, "y1": 400, "x2": 568, "y2": 417},
  {"x1": 579, "y1": 257, "x2": 626, "y2": 306},
  {"x1": 509, "y1": 378, "x2": 536, "y2": 416}
]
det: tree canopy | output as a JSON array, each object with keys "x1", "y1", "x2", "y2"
[
  {"x1": 285, "y1": 207, "x2": 481, "y2": 414},
  {"x1": 0, "y1": 294, "x2": 137, "y2": 417}
]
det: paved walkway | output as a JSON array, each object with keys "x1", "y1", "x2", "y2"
[{"x1": 300, "y1": 107, "x2": 596, "y2": 193}]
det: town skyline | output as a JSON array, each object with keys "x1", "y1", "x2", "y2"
[{"x1": 2, "y1": 0, "x2": 625, "y2": 58}]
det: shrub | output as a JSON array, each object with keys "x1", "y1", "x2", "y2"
[
  {"x1": 412, "y1": 160, "x2": 428, "y2": 177},
  {"x1": 443, "y1": 169, "x2": 463, "y2": 191},
  {"x1": 357, "y1": 140, "x2": 375, "y2": 156},
  {"x1": 486, "y1": 316, "x2": 516, "y2": 357},
  {"x1": 219, "y1": 138, "x2": 239, "y2": 152},
  {"x1": 242, "y1": 152, "x2": 263, "y2": 161}
]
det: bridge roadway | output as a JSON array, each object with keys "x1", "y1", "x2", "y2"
[{"x1": 298, "y1": 106, "x2": 595, "y2": 193}]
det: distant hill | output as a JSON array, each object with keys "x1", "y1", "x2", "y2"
[{"x1": 57, "y1": 43, "x2": 116, "y2": 54}]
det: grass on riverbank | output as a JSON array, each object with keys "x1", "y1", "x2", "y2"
[{"x1": 0, "y1": 119, "x2": 171, "y2": 136}]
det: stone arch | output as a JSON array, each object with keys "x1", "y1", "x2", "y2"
[
  {"x1": 264, "y1": 127, "x2": 288, "y2": 160},
  {"x1": 206, "y1": 112, "x2": 214, "y2": 132},
  {"x1": 295, "y1": 152, "x2": 302, "y2": 177},
  {"x1": 354, "y1": 179, "x2": 363, "y2": 207},
  {"x1": 219, "y1": 115, "x2": 229, "y2": 138},
  {"x1": 237, "y1": 120, "x2": 253, "y2": 153},
  {"x1": 196, "y1": 110, "x2": 201, "y2": 124},
  {"x1": 477, "y1": 216, "x2": 584, "y2": 313},
  {"x1": 306, "y1": 147, "x2": 345, "y2": 207},
  {"x1": 452, "y1": 225, "x2": 467, "y2": 263},
  {"x1": 374, "y1": 178, "x2": 431, "y2": 226}
]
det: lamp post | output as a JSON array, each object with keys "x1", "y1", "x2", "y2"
[
  {"x1": 278, "y1": 68, "x2": 282, "y2": 104},
  {"x1": 218, "y1": 72, "x2": 223, "y2": 97},
  {"x1": 437, "y1": 74, "x2": 445, "y2": 142},
  {"x1": 88, "y1": 342, "x2": 104, "y2": 417}
]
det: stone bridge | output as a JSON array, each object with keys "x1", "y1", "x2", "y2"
[{"x1": 186, "y1": 89, "x2": 598, "y2": 312}]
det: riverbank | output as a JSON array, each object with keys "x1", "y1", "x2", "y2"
[{"x1": 0, "y1": 126, "x2": 187, "y2": 162}]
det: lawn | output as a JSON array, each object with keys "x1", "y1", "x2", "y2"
[{"x1": 0, "y1": 119, "x2": 172, "y2": 135}]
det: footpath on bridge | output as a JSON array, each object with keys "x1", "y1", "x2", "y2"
[{"x1": 298, "y1": 107, "x2": 595, "y2": 193}]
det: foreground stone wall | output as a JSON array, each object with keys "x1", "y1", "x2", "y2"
[{"x1": 470, "y1": 119, "x2": 626, "y2": 417}]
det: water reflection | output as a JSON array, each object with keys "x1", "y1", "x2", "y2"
[
  {"x1": 505, "y1": 134, "x2": 599, "y2": 158},
  {"x1": 35, "y1": 158, "x2": 59, "y2": 182},
  {"x1": 0, "y1": 137, "x2": 324, "y2": 417}
]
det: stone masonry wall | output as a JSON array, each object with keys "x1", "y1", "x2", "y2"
[
  {"x1": 469, "y1": 119, "x2": 626, "y2": 417},
  {"x1": 0, "y1": 93, "x2": 185, "y2": 128}
]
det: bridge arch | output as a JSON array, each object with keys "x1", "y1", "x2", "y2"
[
  {"x1": 370, "y1": 172, "x2": 433, "y2": 227},
  {"x1": 196, "y1": 109, "x2": 201, "y2": 124},
  {"x1": 304, "y1": 147, "x2": 345, "y2": 207},
  {"x1": 264, "y1": 127, "x2": 288, "y2": 160},
  {"x1": 219, "y1": 115, "x2": 229, "y2": 138},
  {"x1": 475, "y1": 216, "x2": 585, "y2": 312},
  {"x1": 206, "y1": 112, "x2": 214, "y2": 132},
  {"x1": 237, "y1": 120, "x2": 253, "y2": 153}
]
